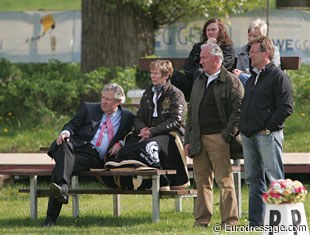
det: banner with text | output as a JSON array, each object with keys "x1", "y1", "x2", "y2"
[{"x1": 0, "y1": 9, "x2": 309, "y2": 63}]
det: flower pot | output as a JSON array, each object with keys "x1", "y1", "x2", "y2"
[{"x1": 263, "y1": 202, "x2": 309, "y2": 235}]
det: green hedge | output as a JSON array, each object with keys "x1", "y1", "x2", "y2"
[
  {"x1": 135, "y1": 70, "x2": 152, "y2": 89},
  {"x1": 0, "y1": 59, "x2": 136, "y2": 129},
  {"x1": 1, "y1": 58, "x2": 309, "y2": 134},
  {"x1": 287, "y1": 64, "x2": 310, "y2": 105}
]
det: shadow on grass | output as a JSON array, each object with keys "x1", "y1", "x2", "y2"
[{"x1": 0, "y1": 213, "x2": 159, "y2": 228}]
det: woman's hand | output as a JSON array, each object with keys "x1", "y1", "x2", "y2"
[{"x1": 138, "y1": 127, "x2": 152, "y2": 141}]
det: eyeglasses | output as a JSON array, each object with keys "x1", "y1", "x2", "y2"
[{"x1": 249, "y1": 50, "x2": 262, "y2": 54}]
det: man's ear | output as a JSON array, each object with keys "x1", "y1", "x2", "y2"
[{"x1": 116, "y1": 99, "x2": 122, "y2": 106}]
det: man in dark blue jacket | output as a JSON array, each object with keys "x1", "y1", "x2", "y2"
[
  {"x1": 240, "y1": 36, "x2": 293, "y2": 227},
  {"x1": 42, "y1": 83, "x2": 134, "y2": 227}
]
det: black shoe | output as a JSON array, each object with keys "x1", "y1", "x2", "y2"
[
  {"x1": 160, "y1": 175, "x2": 170, "y2": 191},
  {"x1": 193, "y1": 222, "x2": 208, "y2": 228},
  {"x1": 50, "y1": 183, "x2": 69, "y2": 204},
  {"x1": 137, "y1": 174, "x2": 171, "y2": 190},
  {"x1": 41, "y1": 217, "x2": 56, "y2": 227}
]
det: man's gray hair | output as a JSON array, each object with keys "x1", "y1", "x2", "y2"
[
  {"x1": 102, "y1": 83, "x2": 126, "y2": 104},
  {"x1": 201, "y1": 43, "x2": 224, "y2": 62}
]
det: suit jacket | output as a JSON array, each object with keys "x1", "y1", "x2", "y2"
[{"x1": 48, "y1": 102, "x2": 134, "y2": 158}]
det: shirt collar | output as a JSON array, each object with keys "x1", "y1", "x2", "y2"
[
  {"x1": 205, "y1": 69, "x2": 221, "y2": 87},
  {"x1": 105, "y1": 107, "x2": 119, "y2": 118}
]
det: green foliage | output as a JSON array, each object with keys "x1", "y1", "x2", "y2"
[
  {"x1": 0, "y1": 60, "x2": 82, "y2": 120},
  {"x1": 123, "y1": 0, "x2": 264, "y2": 29},
  {"x1": 0, "y1": 59, "x2": 309, "y2": 153},
  {"x1": 283, "y1": 64, "x2": 310, "y2": 152},
  {"x1": 82, "y1": 66, "x2": 137, "y2": 102},
  {"x1": 0, "y1": 0, "x2": 264, "y2": 28},
  {"x1": 0, "y1": 58, "x2": 21, "y2": 80},
  {"x1": 135, "y1": 71, "x2": 151, "y2": 89},
  {"x1": 288, "y1": 64, "x2": 310, "y2": 105},
  {"x1": 0, "y1": 59, "x2": 136, "y2": 139},
  {"x1": 0, "y1": 0, "x2": 81, "y2": 11}
]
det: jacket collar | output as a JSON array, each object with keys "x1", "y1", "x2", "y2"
[
  {"x1": 159, "y1": 80, "x2": 171, "y2": 95},
  {"x1": 250, "y1": 62, "x2": 274, "y2": 77}
]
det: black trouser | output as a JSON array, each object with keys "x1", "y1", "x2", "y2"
[{"x1": 47, "y1": 141, "x2": 103, "y2": 220}]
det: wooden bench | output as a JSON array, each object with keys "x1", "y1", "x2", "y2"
[
  {"x1": 137, "y1": 56, "x2": 301, "y2": 71},
  {"x1": 39, "y1": 142, "x2": 242, "y2": 216},
  {"x1": 0, "y1": 166, "x2": 198, "y2": 222},
  {"x1": 0, "y1": 164, "x2": 243, "y2": 222}
]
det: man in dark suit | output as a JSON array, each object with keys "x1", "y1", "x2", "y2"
[{"x1": 42, "y1": 83, "x2": 134, "y2": 227}]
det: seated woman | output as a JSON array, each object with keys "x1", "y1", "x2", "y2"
[
  {"x1": 233, "y1": 19, "x2": 281, "y2": 86},
  {"x1": 105, "y1": 60, "x2": 189, "y2": 191}
]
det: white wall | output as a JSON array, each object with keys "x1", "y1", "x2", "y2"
[
  {"x1": 155, "y1": 9, "x2": 310, "y2": 63},
  {"x1": 0, "y1": 9, "x2": 309, "y2": 63}
]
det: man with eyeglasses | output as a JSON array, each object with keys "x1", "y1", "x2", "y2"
[{"x1": 239, "y1": 36, "x2": 293, "y2": 227}]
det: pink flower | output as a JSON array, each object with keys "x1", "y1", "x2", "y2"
[{"x1": 263, "y1": 179, "x2": 308, "y2": 204}]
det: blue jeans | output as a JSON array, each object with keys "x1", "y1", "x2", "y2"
[{"x1": 241, "y1": 130, "x2": 284, "y2": 226}]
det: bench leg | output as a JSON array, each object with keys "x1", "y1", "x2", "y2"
[
  {"x1": 113, "y1": 194, "x2": 120, "y2": 217},
  {"x1": 233, "y1": 160, "x2": 242, "y2": 218},
  {"x1": 30, "y1": 175, "x2": 38, "y2": 220},
  {"x1": 175, "y1": 197, "x2": 182, "y2": 212},
  {"x1": 151, "y1": 175, "x2": 160, "y2": 223},
  {"x1": 71, "y1": 175, "x2": 79, "y2": 218}
]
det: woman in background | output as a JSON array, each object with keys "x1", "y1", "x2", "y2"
[
  {"x1": 171, "y1": 18, "x2": 236, "y2": 101},
  {"x1": 233, "y1": 19, "x2": 281, "y2": 86}
]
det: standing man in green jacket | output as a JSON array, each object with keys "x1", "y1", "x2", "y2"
[{"x1": 184, "y1": 43, "x2": 244, "y2": 228}]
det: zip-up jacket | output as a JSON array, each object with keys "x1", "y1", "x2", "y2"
[{"x1": 240, "y1": 62, "x2": 293, "y2": 137}]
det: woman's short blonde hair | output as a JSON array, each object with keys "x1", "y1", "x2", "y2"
[{"x1": 149, "y1": 60, "x2": 174, "y2": 77}]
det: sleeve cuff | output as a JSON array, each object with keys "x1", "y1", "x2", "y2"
[{"x1": 60, "y1": 130, "x2": 70, "y2": 137}]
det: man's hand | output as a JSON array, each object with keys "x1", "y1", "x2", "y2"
[
  {"x1": 233, "y1": 69, "x2": 243, "y2": 76},
  {"x1": 184, "y1": 144, "x2": 190, "y2": 156},
  {"x1": 56, "y1": 133, "x2": 70, "y2": 145},
  {"x1": 108, "y1": 142, "x2": 122, "y2": 156}
]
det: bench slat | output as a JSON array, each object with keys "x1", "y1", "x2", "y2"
[
  {"x1": 19, "y1": 188, "x2": 197, "y2": 197},
  {"x1": 280, "y1": 56, "x2": 301, "y2": 70},
  {"x1": 0, "y1": 168, "x2": 176, "y2": 176}
]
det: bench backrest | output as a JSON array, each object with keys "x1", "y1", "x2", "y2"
[{"x1": 138, "y1": 56, "x2": 301, "y2": 71}]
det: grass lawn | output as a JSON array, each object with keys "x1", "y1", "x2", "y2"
[
  {"x1": 0, "y1": 179, "x2": 309, "y2": 235},
  {"x1": 0, "y1": 0, "x2": 81, "y2": 11}
]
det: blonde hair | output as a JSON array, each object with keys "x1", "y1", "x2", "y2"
[{"x1": 149, "y1": 60, "x2": 174, "y2": 77}]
